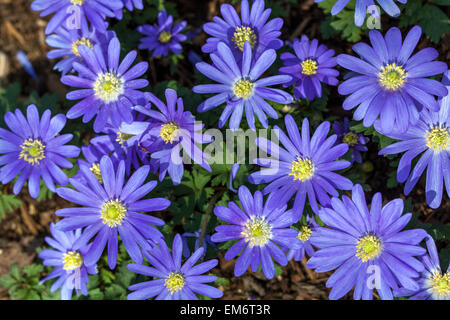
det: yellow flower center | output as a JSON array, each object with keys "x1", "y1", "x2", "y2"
[
  {"x1": 116, "y1": 131, "x2": 134, "y2": 147},
  {"x1": 100, "y1": 199, "x2": 126, "y2": 227},
  {"x1": 290, "y1": 158, "x2": 315, "y2": 182},
  {"x1": 89, "y1": 162, "x2": 103, "y2": 184},
  {"x1": 297, "y1": 226, "x2": 313, "y2": 242},
  {"x1": 301, "y1": 59, "x2": 318, "y2": 76},
  {"x1": 70, "y1": 0, "x2": 84, "y2": 5},
  {"x1": 242, "y1": 216, "x2": 272, "y2": 248},
  {"x1": 232, "y1": 26, "x2": 257, "y2": 51},
  {"x1": 158, "y1": 31, "x2": 172, "y2": 44},
  {"x1": 165, "y1": 272, "x2": 185, "y2": 294},
  {"x1": 429, "y1": 272, "x2": 450, "y2": 299},
  {"x1": 233, "y1": 78, "x2": 254, "y2": 99},
  {"x1": 19, "y1": 138, "x2": 46, "y2": 165},
  {"x1": 356, "y1": 235, "x2": 382, "y2": 262},
  {"x1": 93, "y1": 72, "x2": 124, "y2": 103},
  {"x1": 343, "y1": 132, "x2": 359, "y2": 146},
  {"x1": 63, "y1": 251, "x2": 83, "y2": 271},
  {"x1": 160, "y1": 122, "x2": 179, "y2": 144},
  {"x1": 426, "y1": 126, "x2": 449, "y2": 152},
  {"x1": 378, "y1": 63, "x2": 407, "y2": 91},
  {"x1": 71, "y1": 38, "x2": 93, "y2": 57}
]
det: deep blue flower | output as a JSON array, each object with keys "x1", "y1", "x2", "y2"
[
  {"x1": 0, "y1": 104, "x2": 80, "y2": 198},
  {"x1": 211, "y1": 186, "x2": 301, "y2": 279},
  {"x1": 202, "y1": 0, "x2": 283, "y2": 60},
  {"x1": 127, "y1": 234, "x2": 223, "y2": 300},
  {"x1": 333, "y1": 117, "x2": 369, "y2": 163},
  {"x1": 378, "y1": 71, "x2": 450, "y2": 209},
  {"x1": 61, "y1": 37, "x2": 149, "y2": 132},
  {"x1": 31, "y1": 0, "x2": 123, "y2": 35},
  {"x1": 137, "y1": 9, "x2": 187, "y2": 57},
  {"x1": 133, "y1": 89, "x2": 212, "y2": 185},
  {"x1": 306, "y1": 184, "x2": 428, "y2": 300},
  {"x1": 249, "y1": 115, "x2": 353, "y2": 217},
  {"x1": 46, "y1": 21, "x2": 115, "y2": 74},
  {"x1": 55, "y1": 155, "x2": 170, "y2": 268},
  {"x1": 286, "y1": 215, "x2": 319, "y2": 262},
  {"x1": 193, "y1": 41, "x2": 292, "y2": 130},
  {"x1": 181, "y1": 229, "x2": 218, "y2": 259},
  {"x1": 315, "y1": 0, "x2": 407, "y2": 27},
  {"x1": 337, "y1": 26, "x2": 448, "y2": 134},
  {"x1": 279, "y1": 35, "x2": 339, "y2": 101},
  {"x1": 395, "y1": 236, "x2": 450, "y2": 300},
  {"x1": 38, "y1": 223, "x2": 97, "y2": 300}
]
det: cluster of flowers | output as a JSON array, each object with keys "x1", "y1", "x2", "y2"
[{"x1": 0, "y1": 0, "x2": 447, "y2": 300}]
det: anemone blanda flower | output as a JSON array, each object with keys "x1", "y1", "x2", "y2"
[
  {"x1": 46, "y1": 21, "x2": 115, "y2": 75},
  {"x1": 38, "y1": 223, "x2": 97, "y2": 300},
  {"x1": 211, "y1": 186, "x2": 302, "y2": 279},
  {"x1": 193, "y1": 41, "x2": 292, "y2": 130},
  {"x1": 127, "y1": 234, "x2": 223, "y2": 300},
  {"x1": 337, "y1": 26, "x2": 448, "y2": 134},
  {"x1": 286, "y1": 215, "x2": 319, "y2": 262},
  {"x1": 378, "y1": 71, "x2": 450, "y2": 209},
  {"x1": 31, "y1": 0, "x2": 123, "y2": 35},
  {"x1": 333, "y1": 117, "x2": 369, "y2": 163},
  {"x1": 55, "y1": 156, "x2": 170, "y2": 269},
  {"x1": 202, "y1": 0, "x2": 283, "y2": 60},
  {"x1": 315, "y1": 0, "x2": 406, "y2": 27},
  {"x1": 306, "y1": 184, "x2": 428, "y2": 300},
  {"x1": 249, "y1": 115, "x2": 353, "y2": 217},
  {"x1": 395, "y1": 236, "x2": 450, "y2": 300},
  {"x1": 0, "y1": 104, "x2": 79, "y2": 198},
  {"x1": 279, "y1": 35, "x2": 339, "y2": 101},
  {"x1": 134, "y1": 89, "x2": 212, "y2": 185},
  {"x1": 137, "y1": 9, "x2": 187, "y2": 57},
  {"x1": 115, "y1": 0, "x2": 143, "y2": 19},
  {"x1": 61, "y1": 37, "x2": 149, "y2": 132}
]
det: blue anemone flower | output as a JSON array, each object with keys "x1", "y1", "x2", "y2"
[
  {"x1": 0, "y1": 104, "x2": 80, "y2": 198},
  {"x1": 193, "y1": 41, "x2": 292, "y2": 130},
  {"x1": 249, "y1": 114, "x2": 353, "y2": 217},
  {"x1": 38, "y1": 223, "x2": 98, "y2": 300},
  {"x1": 306, "y1": 184, "x2": 428, "y2": 300},
  {"x1": 127, "y1": 234, "x2": 223, "y2": 300},
  {"x1": 55, "y1": 155, "x2": 170, "y2": 268},
  {"x1": 211, "y1": 186, "x2": 302, "y2": 279}
]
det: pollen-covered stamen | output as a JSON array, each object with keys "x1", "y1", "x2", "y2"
[
  {"x1": 160, "y1": 122, "x2": 179, "y2": 144},
  {"x1": 290, "y1": 158, "x2": 315, "y2": 182},
  {"x1": 378, "y1": 63, "x2": 407, "y2": 91},
  {"x1": 343, "y1": 132, "x2": 359, "y2": 146},
  {"x1": 90, "y1": 162, "x2": 103, "y2": 184},
  {"x1": 356, "y1": 234, "x2": 382, "y2": 262},
  {"x1": 93, "y1": 72, "x2": 124, "y2": 103},
  {"x1": 158, "y1": 31, "x2": 172, "y2": 44},
  {"x1": 116, "y1": 131, "x2": 134, "y2": 147},
  {"x1": 426, "y1": 125, "x2": 449, "y2": 151},
  {"x1": 301, "y1": 59, "x2": 318, "y2": 76},
  {"x1": 100, "y1": 199, "x2": 126, "y2": 227},
  {"x1": 297, "y1": 226, "x2": 313, "y2": 242},
  {"x1": 63, "y1": 251, "x2": 83, "y2": 271},
  {"x1": 242, "y1": 216, "x2": 272, "y2": 247},
  {"x1": 232, "y1": 26, "x2": 257, "y2": 51},
  {"x1": 70, "y1": 0, "x2": 84, "y2": 5},
  {"x1": 165, "y1": 272, "x2": 185, "y2": 294},
  {"x1": 233, "y1": 78, "x2": 254, "y2": 99},
  {"x1": 71, "y1": 38, "x2": 93, "y2": 57},
  {"x1": 429, "y1": 272, "x2": 450, "y2": 299},
  {"x1": 19, "y1": 138, "x2": 46, "y2": 165}
]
